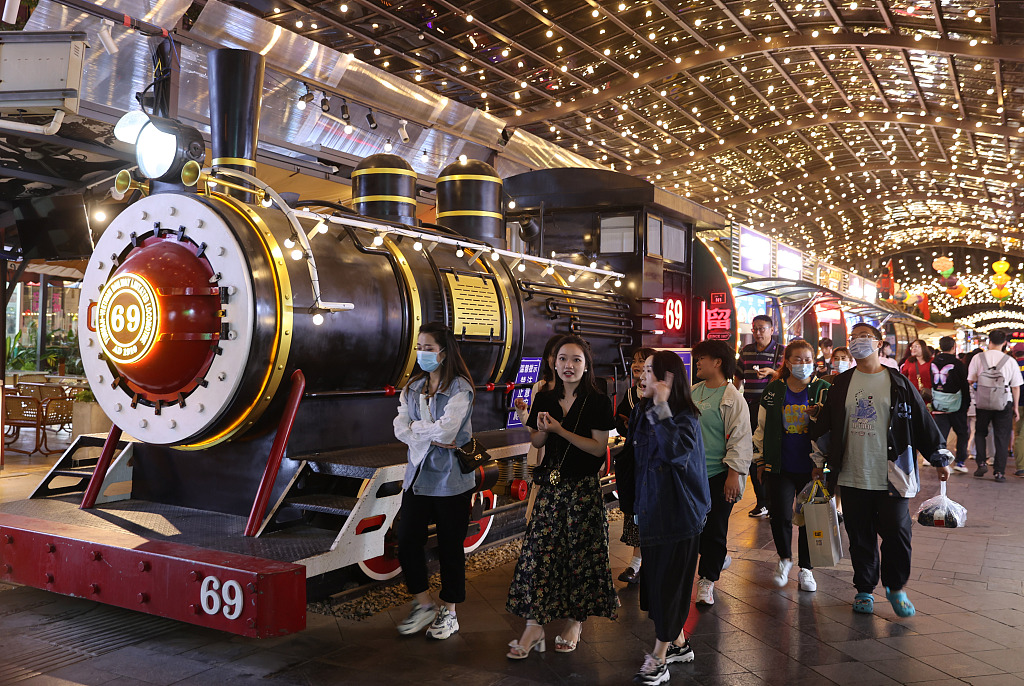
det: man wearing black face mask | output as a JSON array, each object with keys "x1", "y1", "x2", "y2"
[{"x1": 810, "y1": 323, "x2": 952, "y2": 620}]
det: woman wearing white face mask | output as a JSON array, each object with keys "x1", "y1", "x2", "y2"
[
  {"x1": 393, "y1": 322, "x2": 476, "y2": 640},
  {"x1": 753, "y1": 340, "x2": 830, "y2": 592},
  {"x1": 821, "y1": 347, "x2": 853, "y2": 385}
]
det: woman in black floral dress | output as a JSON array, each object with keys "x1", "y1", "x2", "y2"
[{"x1": 506, "y1": 335, "x2": 617, "y2": 659}]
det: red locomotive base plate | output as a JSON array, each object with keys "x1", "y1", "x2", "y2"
[{"x1": 0, "y1": 514, "x2": 306, "y2": 638}]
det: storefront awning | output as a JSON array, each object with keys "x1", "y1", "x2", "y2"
[{"x1": 734, "y1": 278, "x2": 928, "y2": 325}]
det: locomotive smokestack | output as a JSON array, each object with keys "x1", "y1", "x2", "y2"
[{"x1": 208, "y1": 49, "x2": 266, "y2": 199}]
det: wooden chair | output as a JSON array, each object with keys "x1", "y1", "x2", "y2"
[{"x1": 4, "y1": 394, "x2": 74, "y2": 455}]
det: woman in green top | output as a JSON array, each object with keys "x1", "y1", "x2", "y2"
[
  {"x1": 690, "y1": 340, "x2": 753, "y2": 606},
  {"x1": 752, "y1": 340, "x2": 830, "y2": 593}
]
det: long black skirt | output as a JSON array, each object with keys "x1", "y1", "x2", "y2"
[
  {"x1": 639, "y1": 535, "x2": 700, "y2": 642},
  {"x1": 506, "y1": 475, "x2": 618, "y2": 624}
]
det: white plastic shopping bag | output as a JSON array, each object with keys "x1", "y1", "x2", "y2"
[{"x1": 802, "y1": 480, "x2": 844, "y2": 567}]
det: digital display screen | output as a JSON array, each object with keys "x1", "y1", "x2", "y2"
[
  {"x1": 13, "y1": 194, "x2": 94, "y2": 260},
  {"x1": 738, "y1": 226, "x2": 773, "y2": 278}
]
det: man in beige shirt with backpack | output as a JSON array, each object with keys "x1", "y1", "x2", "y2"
[{"x1": 967, "y1": 330, "x2": 1023, "y2": 483}]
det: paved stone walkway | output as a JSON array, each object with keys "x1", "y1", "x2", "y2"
[{"x1": 1, "y1": 458, "x2": 1023, "y2": 685}]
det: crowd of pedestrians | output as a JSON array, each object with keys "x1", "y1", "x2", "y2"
[{"x1": 389, "y1": 321, "x2": 1024, "y2": 685}]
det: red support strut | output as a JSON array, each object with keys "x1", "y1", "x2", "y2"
[
  {"x1": 244, "y1": 370, "x2": 306, "y2": 537},
  {"x1": 80, "y1": 425, "x2": 124, "y2": 510}
]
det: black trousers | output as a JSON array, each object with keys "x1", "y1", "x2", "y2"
[
  {"x1": 840, "y1": 486, "x2": 912, "y2": 594},
  {"x1": 697, "y1": 471, "x2": 734, "y2": 581},
  {"x1": 746, "y1": 400, "x2": 769, "y2": 510},
  {"x1": 976, "y1": 402, "x2": 1014, "y2": 475},
  {"x1": 397, "y1": 488, "x2": 472, "y2": 604},
  {"x1": 932, "y1": 409, "x2": 969, "y2": 465},
  {"x1": 640, "y1": 535, "x2": 699, "y2": 642},
  {"x1": 767, "y1": 471, "x2": 812, "y2": 569}
]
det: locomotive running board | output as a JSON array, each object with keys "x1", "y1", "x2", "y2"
[{"x1": 0, "y1": 513, "x2": 306, "y2": 638}]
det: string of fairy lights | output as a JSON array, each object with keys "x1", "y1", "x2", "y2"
[{"x1": 259, "y1": 0, "x2": 1021, "y2": 310}]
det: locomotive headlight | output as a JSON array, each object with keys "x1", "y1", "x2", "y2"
[{"x1": 115, "y1": 111, "x2": 205, "y2": 182}]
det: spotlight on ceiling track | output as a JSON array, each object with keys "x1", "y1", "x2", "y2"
[
  {"x1": 2, "y1": 0, "x2": 20, "y2": 24},
  {"x1": 97, "y1": 19, "x2": 118, "y2": 55},
  {"x1": 398, "y1": 119, "x2": 410, "y2": 143},
  {"x1": 366, "y1": 110, "x2": 378, "y2": 129}
]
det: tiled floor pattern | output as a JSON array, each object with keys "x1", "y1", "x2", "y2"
[{"x1": 1, "y1": 442, "x2": 1023, "y2": 685}]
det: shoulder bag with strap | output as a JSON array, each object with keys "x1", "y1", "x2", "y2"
[{"x1": 931, "y1": 362, "x2": 962, "y2": 413}]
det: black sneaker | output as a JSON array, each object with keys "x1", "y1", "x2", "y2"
[
  {"x1": 618, "y1": 566, "x2": 640, "y2": 584},
  {"x1": 994, "y1": 473, "x2": 1007, "y2": 483},
  {"x1": 974, "y1": 463, "x2": 989, "y2": 478},
  {"x1": 665, "y1": 641, "x2": 694, "y2": 664},
  {"x1": 635, "y1": 654, "x2": 669, "y2": 685},
  {"x1": 748, "y1": 506, "x2": 769, "y2": 518}
]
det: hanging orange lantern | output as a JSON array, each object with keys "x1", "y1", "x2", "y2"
[
  {"x1": 993, "y1": 259, "x2": 1011, "y2": 274},
  {"x1": 932, "y1": 256, "x2": 954, "y2": 277},
  {"x1": 992, "y1": 287, "x2": 1012, "y2": 301},
  {"x1": 993, "y1": 273, "x2": 1011, "y2": 287}
]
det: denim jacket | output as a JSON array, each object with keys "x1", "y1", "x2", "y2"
[
  {"x1": 630, "y1": 401, "x2": 711, "y2": 545},
  {"x1": 393, "y1": 376, "x2": 476, "y2": 496}
]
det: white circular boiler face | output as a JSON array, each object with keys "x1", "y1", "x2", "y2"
[{"x1": 80, "y1": 193, "x2": 257, "y2": 445}]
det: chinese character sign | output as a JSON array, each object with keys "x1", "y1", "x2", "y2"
[
  {"x1": 507, "y1": 357, "x2": 544, "y2": 428},
  {"x1": 706, "y1": 305, "x2": 732, "y2": 341}
]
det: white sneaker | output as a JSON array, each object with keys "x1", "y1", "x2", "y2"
[
  {"x1": 426, "y1": 606, "x2": 459, "y2": 639},
  {"x1": 696, "y1": 577, "x2": 715, "y2": 605},
  {"x1": 798, "y1": 568, "x2": 816, "y2": 592},
  {"x1": 397, "y1": 601, "x2": 436, "y2": 635},
  {"x1": 773, "y1": 558, "x2": 793, "y2": 587}
]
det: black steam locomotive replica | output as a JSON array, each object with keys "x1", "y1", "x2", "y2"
[{"x1": 0, "y1": 49, "x2": 734, "y2": 637}]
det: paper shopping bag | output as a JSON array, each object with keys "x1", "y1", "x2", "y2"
[{"x1": 802, "y1": 483, "x2": 843, "y2": 567}]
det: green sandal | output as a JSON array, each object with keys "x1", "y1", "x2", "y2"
[
  {"x1": 852, "y1": 592, "x2": 874, "y2": 614},
  {"x1": 885, "y1": 587, "x2": 916, "y2": 617}
]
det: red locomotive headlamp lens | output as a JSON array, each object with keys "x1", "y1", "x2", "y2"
[{"x1": 97, "y1": 237, "x2": 223, "y2": 400}]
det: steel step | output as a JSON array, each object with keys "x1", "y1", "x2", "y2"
[{"x1": 285, "y1": 494, "x2": 359, "y2": 517}]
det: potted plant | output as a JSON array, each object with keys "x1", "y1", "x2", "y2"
[{"x1": 73, "y1": 387, "x2": 113, "y2": 444}]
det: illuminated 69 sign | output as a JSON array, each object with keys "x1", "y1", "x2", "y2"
[
  {"x1": 97, "y1": 274, "x2": 160, "y2": 364},
  {"x1": 665, "y1": 296, "x2": 685, "y2": 331}
]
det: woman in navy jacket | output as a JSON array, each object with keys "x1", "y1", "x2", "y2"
[{"x1": 630, "y1": 351, "x2": 712, "y2": 686}]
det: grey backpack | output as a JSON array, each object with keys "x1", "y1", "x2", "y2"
[{"x1": 976, "y1": 354, "x2": 1013, "y2": 411}]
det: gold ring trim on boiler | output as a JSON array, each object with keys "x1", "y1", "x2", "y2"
[
  {"x1": 383, "y1": 236, "x2": 423, "y2": 388},
  {"x1": 351, "y1": 167, "x2": 418, "y2": 178},
  {"x1": 436, "y1": 174, "x2": 503, "y2": 184},
  {"x1": 212, "y1": 157, "x2": 258, "y2": 168},
  {"x1": 482, "y1": 258, "x2": 515, "y2": 382},
  {"x1": 180, "y1": 193, "x2": 293, "y2": 450},
  {"x1": 436, "y1": 210, "x2": 504, "y2": 220},
  {"x1": 351, "y1": 195, "x2": 418, "y2": 205}
]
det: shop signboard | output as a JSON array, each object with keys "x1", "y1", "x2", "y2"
[
  {"x1": 776, "y1": 243, "x2": 803, "y2": 281},
  {"x1": 847, "y1": 274, "x2": 864, "y2": 299},
  {"x1": 737, "y1": 226, "x2": 773, "y2": 278},
  {"x1": 506, "y1": 357, "x2": 542, "y2": 428},
  {"x1": 817, "y1": 263, "x2": 843, "y2": 292},
  {"x1": 734, "y1": 293, "x2": 768, "y2": 324}
]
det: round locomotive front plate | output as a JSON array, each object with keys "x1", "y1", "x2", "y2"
[{"x1": 96, "y1": 273, "x2": 160, "y2": 365}]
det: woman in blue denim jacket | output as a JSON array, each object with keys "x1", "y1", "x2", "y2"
[
  {"x1": 631, "y1": 351, "x2": 711, "y2": 686},
  {"x1": 393, "y1": 322, "x2": 476, "y2": 641}
]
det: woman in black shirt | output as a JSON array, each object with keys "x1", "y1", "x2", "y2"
[{"x1": 506, "y1": 335, "x2": 617, "y2": 659}]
